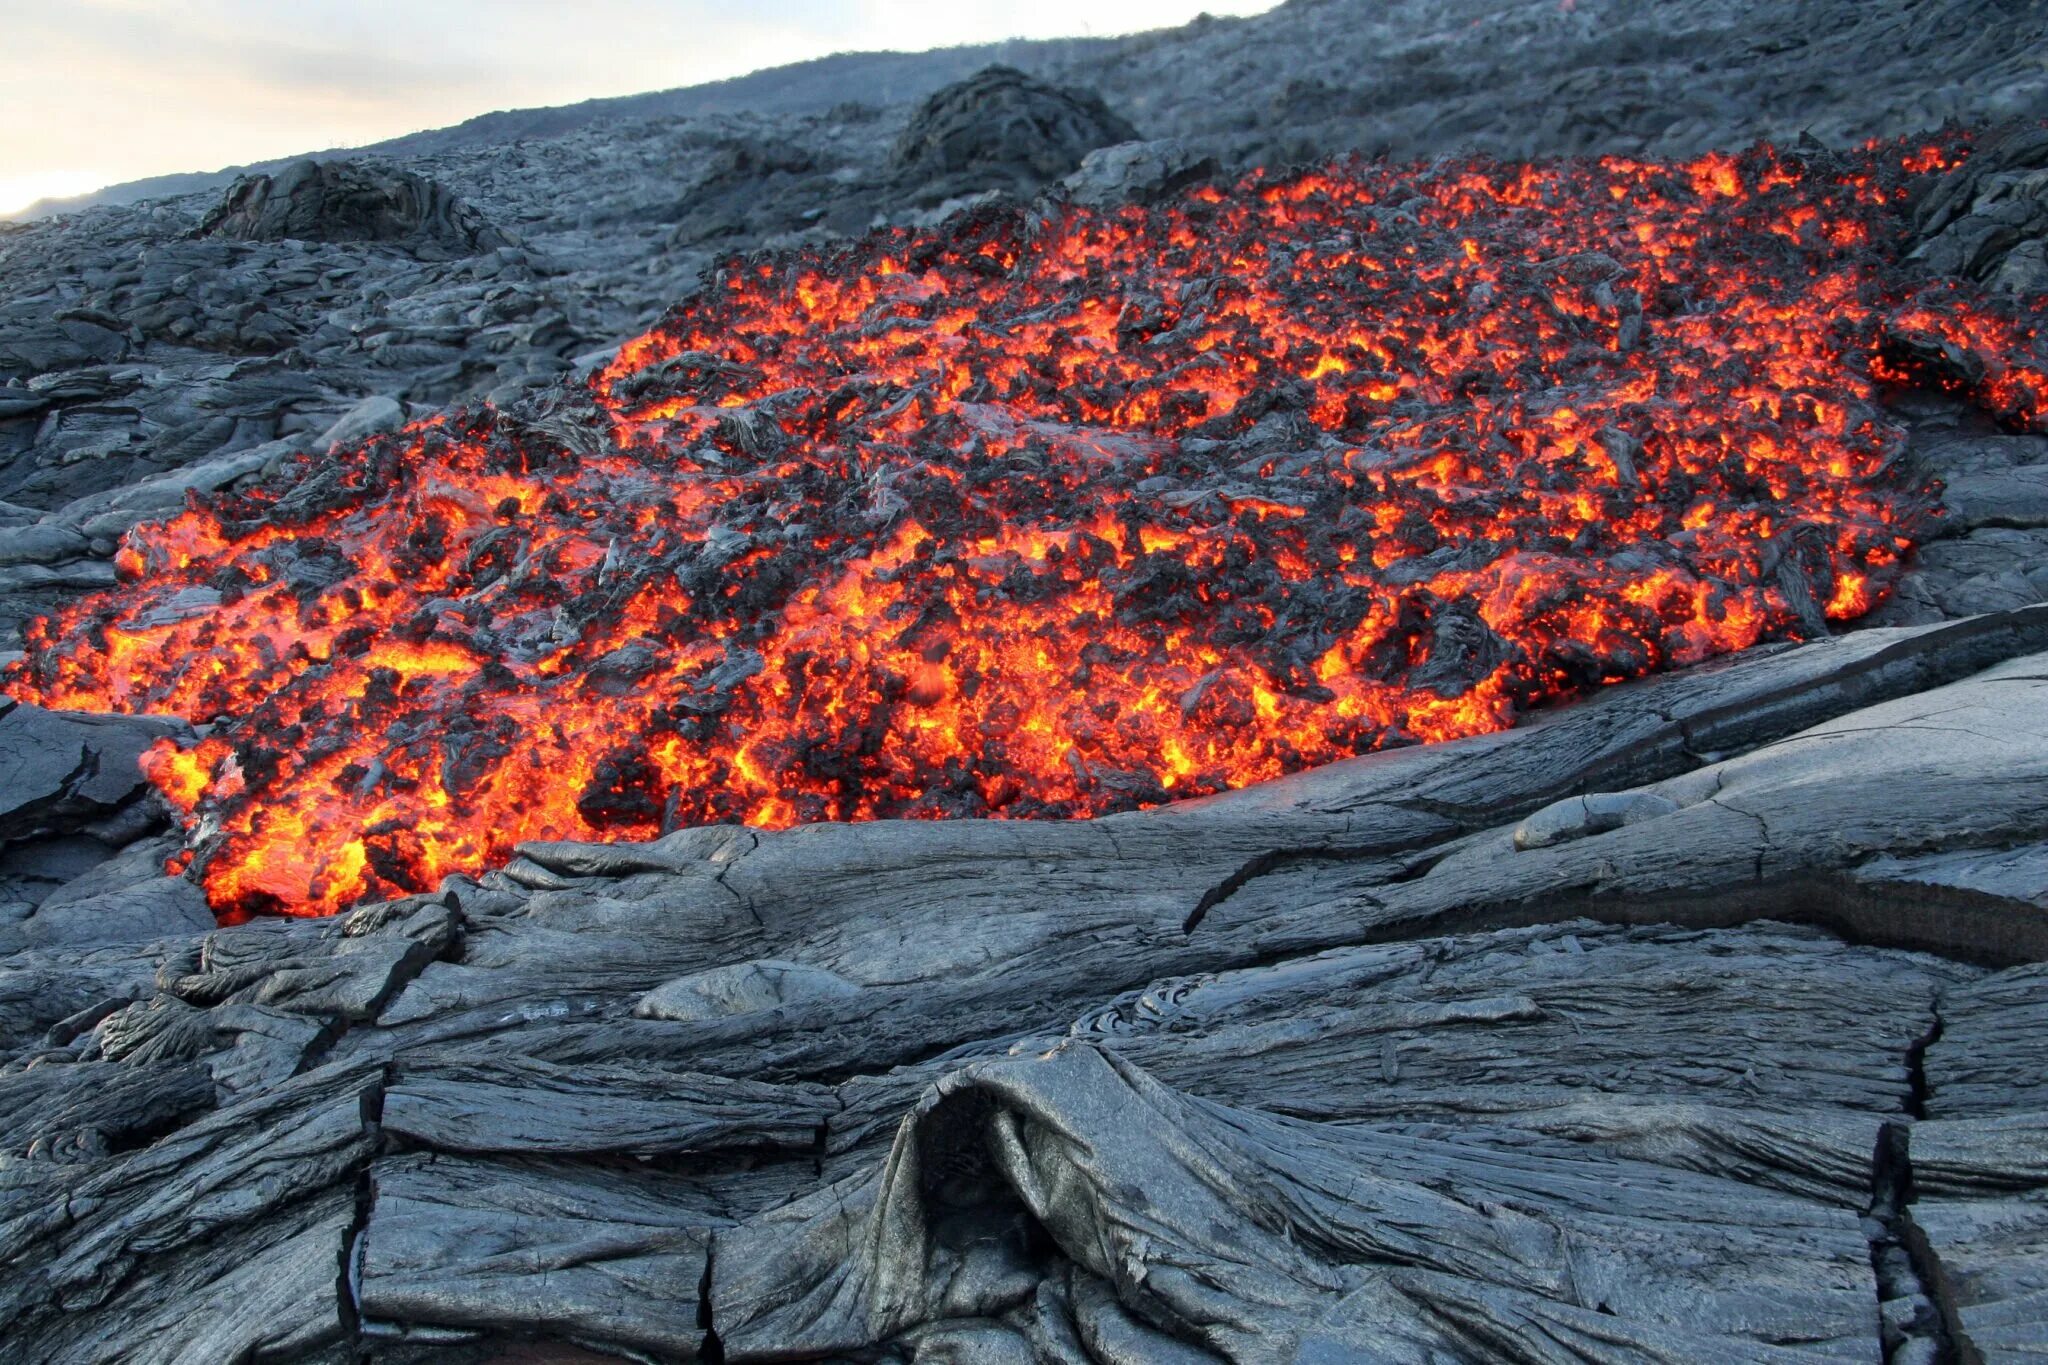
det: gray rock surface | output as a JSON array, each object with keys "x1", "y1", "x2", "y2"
[
  {"x1": 357, "y1": 1155, "x2": 722, "y2": 1353},
  {"x1": 714, "y1": 1040, "x2": 1882, "y2": 1360},
  {"x1": 1060, "y1": 138, "x2": 1217, "y2": 207},
  {"x1": 1510, "y1": 790, "x2": 1680, "y2": 850},
  {"x1": 0, "y1": 701, "x2": 194, "y2": 947},
  {"x1": 195, "y1": 158, "x2": 514, "y2": 258},
  {"x1": 0, "y1": 700, "x2": 185, "y2": 845},
  {"x1": 1911, "y1": 122, "x2": 2048, "y2": 293},
  {"x1": 314, "y1": 392, "x2": 405, "y2": 451},
  {"x1": 634, "y1": 958, "x2": 862, "y2": 1021},
  {"x1": 1899, "y1": 964, "x2": 2048, "y2": 1358}
]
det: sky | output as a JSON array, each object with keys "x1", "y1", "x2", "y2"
[{"x1": 0, "y1": 0, "x2": 1280, "y2": 216}]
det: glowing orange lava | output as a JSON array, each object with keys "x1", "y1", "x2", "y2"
[{"x1": 8, "y1": 136, "x2": 2044, "y2": 918}]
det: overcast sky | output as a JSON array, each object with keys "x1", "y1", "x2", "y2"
[{"x1": 0, "y1": 0, "x2": 1278, "y2": 215}]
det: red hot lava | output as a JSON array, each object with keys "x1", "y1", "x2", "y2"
[{"x1": 8, "y1": 138, "x2": 2045, "y2": 919}]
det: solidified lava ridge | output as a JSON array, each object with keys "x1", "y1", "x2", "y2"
[{"x1": 8, "y1": 136, "x2": 2045, "y2": 918}]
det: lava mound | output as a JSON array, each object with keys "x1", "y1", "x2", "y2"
[
  {"x1": 890, "y1": 65, "x2": 1141, "y2": 203},
  {"x1": 195, "y1": 158, "x2": 514, "y2": 259},
  {"x1": 11, "y1": 137, "x2": 2045, "y2": 919}
]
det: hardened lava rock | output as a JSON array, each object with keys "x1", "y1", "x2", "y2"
[
  {"x1": 194, "y1": 158, "x2": 514, "y2": 259},
  {"x1": 890, "y1": 65, "x2": 1141, "y2": 202}
]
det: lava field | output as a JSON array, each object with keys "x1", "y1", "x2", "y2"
[{"x1": 7, "y1": 135, "x2": 2044, "y2": 919}]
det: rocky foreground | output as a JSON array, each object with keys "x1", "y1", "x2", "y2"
[{"x1": 1, "y1": 405, "x2": 2046, "y2": 1361}]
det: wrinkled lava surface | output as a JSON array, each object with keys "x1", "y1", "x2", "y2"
[{"x1": 9, "y1": 136, "x2": 2044, "y2": 918}]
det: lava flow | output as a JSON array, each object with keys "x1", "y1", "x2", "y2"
[{"x1": 8, "y1": 137, "x2": 2045, "y2": 919}]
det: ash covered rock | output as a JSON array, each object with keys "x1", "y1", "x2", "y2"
[
  {"x1": 195, "y1": 158, "x2": 514, "y2": 259},
  {"x1": 890, "y1": 65, "x2": 1139, "y2": 203},
  {"x1": 634, "y1": 958, "x2": 861, "y2": 1021},
  {"x1": 311, "y1": 393, "x2": 406, "y2": 453}
]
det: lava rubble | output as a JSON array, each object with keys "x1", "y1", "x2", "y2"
[{"x1": 6, "y1": 136, "x2": 2044, "y2": 919}]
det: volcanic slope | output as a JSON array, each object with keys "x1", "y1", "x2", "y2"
[{"x1": 7, "y1": 136, "x2": 2044, "y2": 919}]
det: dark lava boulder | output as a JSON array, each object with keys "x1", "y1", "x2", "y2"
[
  {"x1": 194, "y1": 158, "x2": 513, "y2": 258},
  {"x1": 890, "y1": 65, "x2": 1140, "y2": 204}
]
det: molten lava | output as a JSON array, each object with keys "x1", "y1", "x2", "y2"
[{"x1": 9, "y1": 138, "x2": 2045, "y2": 918}]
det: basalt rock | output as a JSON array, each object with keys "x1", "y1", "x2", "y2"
[
  {"x1": 1059, "y1": 137, "x2": 1218, "y2": 207},
  {"x1": 1510, "y1": 790, "x2": 1680, "y2": 850},
  {"x1": 714, "y1": 1040, "x2": 1886, "y2": 1359},
  {"x1": 195, "y1": 158, "x2": 514, "y2": 259},
  {"x1": 1910, "y1": 122, "x2": 2048, "y2": 293},
  {"x1": 0, "y1": 700, "x2": 187, "y2": 848},
  {"x1": 890, "y1": 65, "x2": 1140, "y2": 204}
]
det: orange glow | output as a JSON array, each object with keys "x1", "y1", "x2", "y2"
[{"x1": 8, "y1": 133, "x2": 2043, "y2": 919}]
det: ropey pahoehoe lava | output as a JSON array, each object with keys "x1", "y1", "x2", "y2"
[{"x1": 7, "y1": 138, "x2": 2044, "y2": 919}]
